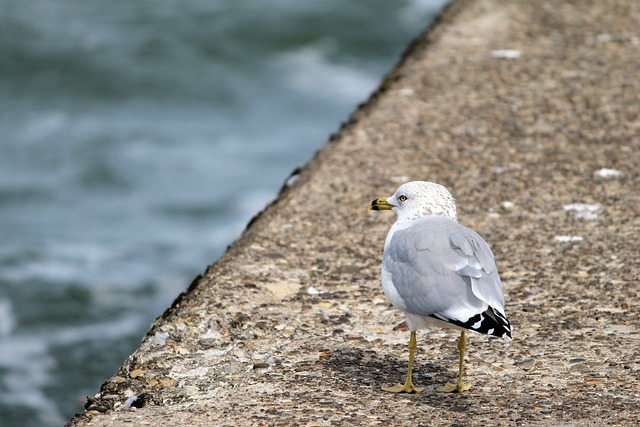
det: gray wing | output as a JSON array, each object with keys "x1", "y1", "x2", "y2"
[{"x1": 383, "y1": 216, "x2": 507, "y2": 323}]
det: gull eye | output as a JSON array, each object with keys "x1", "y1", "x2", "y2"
[{"x1": 398, "y1": 194, "x2": 408, "y2": 202}]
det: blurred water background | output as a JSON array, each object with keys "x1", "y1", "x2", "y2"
[{"x1": 0, "y1": 1, "x2": 448, "y2": 425}]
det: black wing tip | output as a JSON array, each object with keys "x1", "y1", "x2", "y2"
[{"x1": 431, "y1": 308, "x2": 512, "y2": 339}]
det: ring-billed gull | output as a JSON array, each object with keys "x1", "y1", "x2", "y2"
[{"x1": 369, "y1": 181, "x2": 512, "y2": 393}]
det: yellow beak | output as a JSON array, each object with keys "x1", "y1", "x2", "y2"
[{"x1": 369, "y1": 197, "x2": 395, "y2": 211}]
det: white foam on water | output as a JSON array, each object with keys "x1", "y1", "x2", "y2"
[
  {"x1": 400, "y1": 0, "x2": 451, "y2": 27},
  {"x1": 49, "y1": 313, "x2": 148, "y2": 347},
  {"x1": 0, "y1": 336, "x2": 65, "y2": 425},
  {"x1": 0, "y1": 312, "x2": 147, "y2": 425},
  {"x1": 272, "y1": 42, "x2": 379, "y2": 103},
  {"x1": 15, "y1": 111, "x2": 70, "y2": 144},
  {"x1": 1, "y1": 241, "x2": 134, "y2": 287},
  {"x1": 0, "y1": 299, "x2": 16, "y2": 336}
]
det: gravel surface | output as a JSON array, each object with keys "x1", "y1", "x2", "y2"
[{"x1": 68, "y1": 0, "x2": 640, "y2": 425}]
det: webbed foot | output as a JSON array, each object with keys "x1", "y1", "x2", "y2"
[
  {"x1": 382, "y1": 383, "x2": 425, "y2": 393},
  {"x1": 436, "y1": 382, "x2": 471, "y2": 393}
]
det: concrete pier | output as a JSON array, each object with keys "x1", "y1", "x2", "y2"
[{"x1": 68, "y1": 0, "x2": 639, "y2": 425}]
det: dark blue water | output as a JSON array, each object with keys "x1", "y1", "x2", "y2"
[{"x1": 0, "y1": 1, "x2": 448, "y2": 425}]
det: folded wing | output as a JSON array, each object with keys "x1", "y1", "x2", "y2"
[{"x1": 383, "y1": 217, "x2": 511, "y2": 338}]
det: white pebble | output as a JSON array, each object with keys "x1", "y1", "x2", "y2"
[
  {"x1": 594, "y1": 168, "x2": 623, "y2": 178},
  {"x1": 125, "y1": 395, "x2": 138, "y2": 409},
  {"x1": 576, "y1": 212, "x2": 599, "y2": 220},
  {"x1": 501, "y1": 201, "x2": 514, "y2": 209},
  {"x1": 154, "y1": 332, "x2": 170, "y2": 346},
  {"x1": 563, "y1": 203, "x2": 600, "y2": 220},
  {"x1": 563, "y1": 203, "x2": 600, "y2": 212},
  {"x1": 597, "y1": 33, "x2": 614, "y2": 43},
  {"x1": 490, "y1": 49, "x2": 521, "y2": 59},
  {"x1": 554, "y1": 235, "x2": 583, "y2": 242}
]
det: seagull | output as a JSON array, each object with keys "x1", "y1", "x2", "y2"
[{"x1": 369, "y1": 181, "x2": 512, "y2": 393}]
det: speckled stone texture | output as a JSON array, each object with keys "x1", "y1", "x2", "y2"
[{"x1": 68, "y1": 0, "x2": 640, "y2": 425}]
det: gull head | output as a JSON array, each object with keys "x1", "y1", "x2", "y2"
[{"x1": 369, "y1": 181, "x2": 458, "y2": 224}]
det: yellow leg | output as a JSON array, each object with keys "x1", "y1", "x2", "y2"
[
  {"x1": 382, "y1": 331, "x2": 424, "y2": 393},
  {"x1": 436, "y1": 331, "x2": 472, "y2": 393}
]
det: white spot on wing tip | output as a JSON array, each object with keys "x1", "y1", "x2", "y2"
[{"x1": 471, "y1": 314, "x2": 484, "y2": 330}]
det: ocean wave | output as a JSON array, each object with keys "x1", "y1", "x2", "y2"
[
  {"x1": 0, "y1": 312, "x2": 147, "y2": 426},
  {"x1": 0, "y1": 299, "x2": 16, "y2": 336},
  {"x1": 271, "y1": 41, "x2": 380, "y2": 103}
]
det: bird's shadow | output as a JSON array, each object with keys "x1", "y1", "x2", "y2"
[{"x1": 318, "y1": 344, "x2": 477, "y2": 411}]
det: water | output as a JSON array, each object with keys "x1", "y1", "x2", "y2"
[{"x1": 0, "y1": 1, "x2": 448, "y2": 425}]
